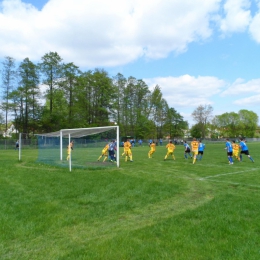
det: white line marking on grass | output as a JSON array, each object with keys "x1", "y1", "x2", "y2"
[{"x1": 199, "y1": 168, "x2": 259, "y2": 180}]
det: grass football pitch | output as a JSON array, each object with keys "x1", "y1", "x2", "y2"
[{"x1": 1, "y1": 142, "x2": 260, "y2": 259}]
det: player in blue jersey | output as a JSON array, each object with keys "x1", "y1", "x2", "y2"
[
  {"x1": 225, "y1": 138, "x2": 233, "y2": 165},
  {"x1": 239, "y1": 138, "x2": 254, "y2": 162},
  {"x1": 198, "y1": 140, "x2": 205, "y2": 160},
  {"x1": 183, "y1": 141, "x2": 192, "y2": 159},
  {"x1": 108, "y1": 140, "x2": 117, "y2": 162}
]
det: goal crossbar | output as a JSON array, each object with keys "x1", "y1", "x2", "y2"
[{"x1": 39, "y1": 126, "x2": 118, "y2": 138}]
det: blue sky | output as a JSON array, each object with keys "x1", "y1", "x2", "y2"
[{"x1": 1, "y1": 0, "x2": 260, "y2": 126}]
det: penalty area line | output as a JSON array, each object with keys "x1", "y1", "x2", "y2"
[{"x1": 199, "y1": 168, "x2": 259, "y2": 180}]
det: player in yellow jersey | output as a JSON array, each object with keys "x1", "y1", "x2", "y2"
[
  {"x1": 232, "y1": 140, "x2": 240, "y2": 161},
  {"x1": 66, "y1": 141, "x2": 74, "y2": 161},
  {"x1": 191, "y1": 138, "x2": 199, "y2": 164},
  {"x1": 123, "y1": 139, "x2": 133, "y2": 162},
  {"x1": 164, "y1": 140, "x2": 176, "y2": 161},
  {"x1": 97, "y1": 143, "x2": 109, "y2": 162},
  {"x1": 148, "y1": 141, "x2": 156, "y2": 158}
]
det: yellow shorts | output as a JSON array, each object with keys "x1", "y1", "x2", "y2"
[{"x1": 192, "y1": 150, "x2": 198, "y2": 155}]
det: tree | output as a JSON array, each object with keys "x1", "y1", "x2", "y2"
[
  {"x1": 147, "y1": 85, "x2": 164, "y2": 139},
  {"x1": 238, "y1": 109, "x2": 258, "y2": 137},
  {"x1": 130, "y1": 79, "x2": 150, "y2": 137},
  {"x1": 90, "y1": 69, "x2": 115, "y2": 126},
  {"x1": 153, "y1": 98, "x2": 168, "y2": 139},
  {"x1": 39, "y1": 52, "x2": 63, "y2": 115},
  {"x1": 192, "y1": 104, "x2": 213, "y2": 138},
  {"x1": 213, "y1": 110, "x2": 258, "y2": 138},
  {"x1": 112, "y1": 76, "x2": 150, "y2": 137},
  {"x1": 15, "y1": 58, "x2": 41, "y2": 135},
  {"x1": 59, "y1": 62, "x2": 81, "y2": 124},
  {"x1": 165, "y1": 107, "x2": 188, "y2": 139},
  {"x1": 73, "y1": 69, "x2": 115, "y2": 127},
  {"x1": 190, "y1": 123, "x2": 203, "y2": 139},
  {"x1": 213, "y1": 112, "x2": 241, "y2": 137},
  {"x1": 112, "y1": 73, "x2": 127, "y2": 127},
  {"x1": 1, "y1": 56, "x2": 16, "y2": 132}
]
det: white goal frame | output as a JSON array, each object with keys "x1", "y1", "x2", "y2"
[{"x1": 38, "y1": 126, "x2": 120, "y2": 171}]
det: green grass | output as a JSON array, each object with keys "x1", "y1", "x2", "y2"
[{"x1": 1, "y1": 142, "x2": 260, "y2": 259}]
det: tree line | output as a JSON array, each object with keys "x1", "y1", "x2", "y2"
[
  {"x1": 1, "y1": 52, "x2": 258, "y2": 140},
  {"x1": 190, "y1": 105, "x2": 259, "y2": 139},
  {"x1": 0, "y1": 52, "x2": 188, "y2": 139}
]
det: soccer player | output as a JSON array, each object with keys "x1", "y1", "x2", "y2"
[
  {"x1": 97, "y1": 143, "x2": 109, "y2": 162},
  {"x1": 66, "y1": 141, "x2": 74, "y2": 161},
  {"x1": 123, "y1": 139, "x2": 133, "y2": 162},
  {"x1": 148, "y1": 140, "x2": 156, "y2": 158},
  {"x1": 198, "y1": 140, "x2": 205, "y2": 161},
  {"x1": 239, "y1": 138, "x2": 254, "y2": 162},
  {"x1": 232, "y1": 140, "x2": 240, "y2": 162},
  {"x1": 15, "y1": 140, "x2": 19, "y2": 150},
  {"x1": 108, "y1": 140, "x2": 117, "y2": 162},
  {"x1": 122, "y1": 139, "x2": 129, "y2": 157},
  {"x1": 164, "y1": 140, "x2": 176, "y2": 161},
  {"x1": 225, "y1": 138, "x2": 233, "y2": 165},
  {"x1": 191, "y1": 138, "x2": 199, "y2": 164},
  {"x1": 183, "y1": 140, "x2": 192, "y2": 159}
]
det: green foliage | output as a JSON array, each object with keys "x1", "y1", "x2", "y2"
[
  {"x1": 39, "y1": 51, "x2": 63, "y2": 115},
  {"x1": 190, "y1": 123, "x2": 203, "y2": 138},
  {"x1": 1, "y1": 56, "x2": 16, "y2": 132},
  {"x1": 238, "y1": 109, "x2": 258, "y2": 137},
  {"x1": 214, "y1": 110, "x2": 258, "y2": 137},
  {"x1": 73, "y1": 69, "x2": 115, "y2": 127},
  {"x1": 165, "y1": 107, "x2": 188, "y2": 139}
]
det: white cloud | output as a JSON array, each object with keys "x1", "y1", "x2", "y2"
[
  {"x1": 219, "y1": 0, "x2": 252, "y2": 33},
  {"x1": 249, "y1": 1, "x2": 260, "y2": 42},
  {"x1": 233, "y1": 94, "x2": 260, "y2": 106},
  {"x1": 1, "y1": 0, "x2": 259, "y2": 77},
  {"x1": 221, "y1": 78, "x2": 260, "y2": 96},
  {"x1": 0, "y1": 0, "x2": 220, "y2": 66},
  {"x1": 144, "y1": 74, "x2": 226, "y2": 124},
  {"x1": 144, "y1": 75, "x2": 225, "y2": 108}
]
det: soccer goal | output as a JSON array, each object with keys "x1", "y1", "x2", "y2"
[{"x1": 36, "y1": 126, "x2": 119, "y2": 171}]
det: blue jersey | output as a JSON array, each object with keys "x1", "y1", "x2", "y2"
[
  {"x1": 109, "y1": 142, "x2": 116, "y2": 151},
  {"x1": 240, "y1": 141, "x2": 248, "y2": 151},
  {"x1": 226, "y1": 141, "x2": 233, "y2": 152},
  {"x1": 184, "y1": 143, "x2": 190, "y2": 150},
  {"x1": 198, "y1": 143, "x2": 205, "y2": 152}
]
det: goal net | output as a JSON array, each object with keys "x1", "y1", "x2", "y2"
[{"x1": 36, "y1": 126, "x2": 119, "y2": 171}]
